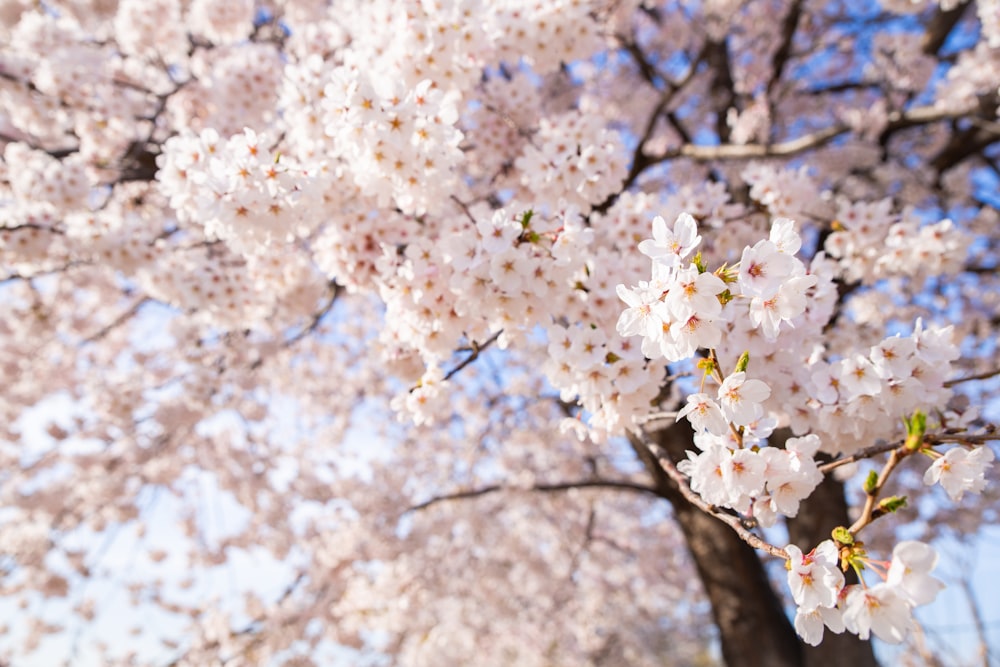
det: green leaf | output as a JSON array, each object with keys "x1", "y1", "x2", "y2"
[
  {"x1": 863, "y1": 470, "x2": 879, "y2": 494},
  {"x1": 831, "y1": 526, "x2": 854, "y2": 546},
  {"x1": 878, "y1": 495, "x2": 907, "y2": 513},
  {"x1": 735, "y1": 351, "x2": 750, "y2": 374}
]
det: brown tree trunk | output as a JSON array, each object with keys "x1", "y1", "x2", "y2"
[
  {"x1": 786, "y1": 465, "x2": 880, "y2": 667},
  {"x1": 633, "y1": 422, "x2": 802, "y2": 667},
  {"x1": 633, "y1": 422, "x2": 880, "y2": 667}
]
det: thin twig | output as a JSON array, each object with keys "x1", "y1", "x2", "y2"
[
  {"x1": 945, "y1": 368, "x2": 1000, "y2": 387},
  {"x1": 630, "y1": 431, "x2": 789, "y2": 559},
  {"x1": 818, "y1": 429, "x2": 998, "y2": 473},
  {"x1": 404, "y1": 478, "x2": 661, "y2": 514},
  {"x1": 442, "y1": 330, "x2": 502, "y2": 382},
  {"x1": 282, "y1": 281, "x2": 341, "y2": 348},
  {"x1": 80, "y1": 297, "x2": 149, "y2": 344},
  {"x1": 818, "y1": 439, "x2": 902, "y2": 473},
  {"x1": 449, "y1": 195, "x2": 479, "y2": 225},
  {"x1": 847, "y1": 447, "x2": 905, "y2": 535}
]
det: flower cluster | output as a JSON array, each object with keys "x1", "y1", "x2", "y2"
[
  {"x1": 168, "y1": 44, "x2": 285, "y2": 136},
  {"x1": 678, "y1": 415, "x2": 824, "y2": 524},
  {"x1": 490, "y1": 0, "x2": 606, "y2": 73},
  {"x1": 322, "y1": 68, "x2": 465, "y2": 216},
  {"x1": 461, "y1": 73, "x2": 540, "y2": 187},
  {"x1": 825, "y1": 199, "x2": 970, "y2": 283},
  {"x1": 135, "y1": 243, "x2": 324, "y2": 329},
  {"x1": 617, "y1": 213, "x2": 817, "y2": 361},
  {"x1": 112, "y1": 0, "x2": 188, "y2": 64},
  {"x1": 157, "y1": 127, "x2": 313, "y2": 256},
  {"x1": 187, "y1": 0, "x2": 254, "y2": 45},
  {"x1": 3, "y1": 142, "x2": 90, "y2": 212},
  {"x1": 616, "y1": 210, "x2": 983, "y2": 650},
  {"x1": 514, "y1": 110, "x2": 628, "y2": 209},
  {"x1": 741, "y1": 164, "x2": 822, "y2": 223},
  {"x1": 787, "y1": 540, "x2": 944, "y2": 646},
  {"x1": 803, "y1": 320, "x2": 959, "y2": 454},
  {"x1": 618, "y1": 211, "x2": 965, "y2": 462}
]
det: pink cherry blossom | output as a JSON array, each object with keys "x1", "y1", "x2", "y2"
[
  {"x1": 0, "y1": 2, "x2": 995, "y2": 663},
  {"x1": 785, "y1": 541, "x2": 845, "y2": 612},
  {"x1": 676, "y1": 393, "x2": 729, "y2": 436}
]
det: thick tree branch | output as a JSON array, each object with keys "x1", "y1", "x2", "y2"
[
  {"x1": 767, "y1": 0, "x2": 805, "y2": 98},
  {"x1": 704, "y1": 36, "x2": 736, "y2": 143},
  {"x1": 782, "y1": 426, "x2": 880, "y2": 667},
  {"x1": 638, "y1": 104, "x2": 964, "y2": 164},
  {"x1": 921, "y1": 0, "x2": 972, "y2": 55},
  {"x1": 629, "y1": 421, "x2": 803, "y2": 667}
]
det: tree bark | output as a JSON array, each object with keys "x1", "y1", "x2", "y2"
[
  {"x1": 633, "y1": 422, "x2": 802, "y2": 667},
  {"x1": 786, "y1": 466, "x2": 880, "y2": 667}
]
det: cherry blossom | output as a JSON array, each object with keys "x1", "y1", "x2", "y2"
[
  {"x1": 717, "y1": 372, "x2": 772, "y2": 427},
  {"x1": 842, "y1": 584, "x2": 914, "y2": 644},
  {"x1": 785, "y1": 541, "x2": 844, "y2": 612},
  {"x1": 923, "y1": 445, "x2": 995, "y2": 502},
  {"x1": 638, "y1": 212, "x2": 702, "y2": 268},
  {"x1": 0, "y1": 1, "x2": 997, "y2": 665},
  {"x1": 887, "y1": 540, "x2": 945, "y2": 607},
  {"x1": 676, "y1": 393, "x2": 729, "y2": 436}
]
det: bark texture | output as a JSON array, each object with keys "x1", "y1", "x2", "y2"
[
  {"x1": 633, "y1": 422, "x2": 800, "y2": 667},
  {"x1": 786, "y1": 467, "x2": 880, "y2": 667},
  {"x1": 633, "y1": 422, "x2": 880, "y2": 667}
]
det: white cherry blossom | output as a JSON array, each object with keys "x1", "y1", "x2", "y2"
[
  {"x1": 785, "y1": 541, "x2": 845, "y2": 612},
  {"x1": 842, "y1": 584, "x2": 914, "y2": 644},
  {"x1": 717, "y1": 372, "x2": 772, "y2": 426},
  {"x1": 638, "y1": 212, "x2": 702, "y2": 268},
  {"x1": 923, "y1": 446, "x2": 995, "y2": 501}
]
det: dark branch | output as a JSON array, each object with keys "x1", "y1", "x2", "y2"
[
  {"x1": 704, "y1": 36, "x2": 736, "y2": 143},
  {"x1": 628, "y1": 430, "x2": 789, "y2": 559},
  {"x1": 282, "y1": 281, "x2": 341, "y2": 348},
  {"x1": 442, "y1": 329, "x2": 502, "y2": 382},
  {"x1": 405, "y1": 478, "x2": 661, "y2": 513},
  {"x1": 945, "y1": 368, "x2": 1000, "y2": 387},
  {"x1": 80, "y1": 297, "x2": 150, "y2": 344},
  {"x1": 767, "y1": 0, "x2": 805, "y2": 98},
  {"x1": 921, "y1": 0, "x2": 972, "y2": 55}
]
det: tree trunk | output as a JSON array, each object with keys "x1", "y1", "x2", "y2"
[
  {"x1": 633, "y1": 422, "x2": 802, "y2": 667},
  {"x1": 786, "y1": 465, "x2": 880, "y2": 667},
  {"x1": 633, "y1": 422, "x2": 880, "y2": 667}
]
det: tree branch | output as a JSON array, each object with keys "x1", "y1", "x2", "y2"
[
  {"x1": 818, "y1": 429, "x2": 998, "y2": 474},
  {"x1": 405, "y1": 478, "x2": 661, "y2": 513},
  {"x1": 282, "y1": 281, "x2": 341, "y2": 348},
  {"x1": 921, "y1": 0, "x2": 972, "y2": 55},
  {"x1": 639, "y1": 103, "x2": 965, "y2": 163},
  {"x1": 442, "y1": 329, "x2": 502, "y2": 382},
  {"x1": 80, "y1": 297, "x2": 149, "y2": 344},
  {"x1": 766, "y1": 0, "x2": 804, "y2": 98},
  {"x1": 628, "y1": 430, "x2": 789, "y2": 559},
  {"x1": 945, "y1": 368, "x2": 1000, "y2": 387}
]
